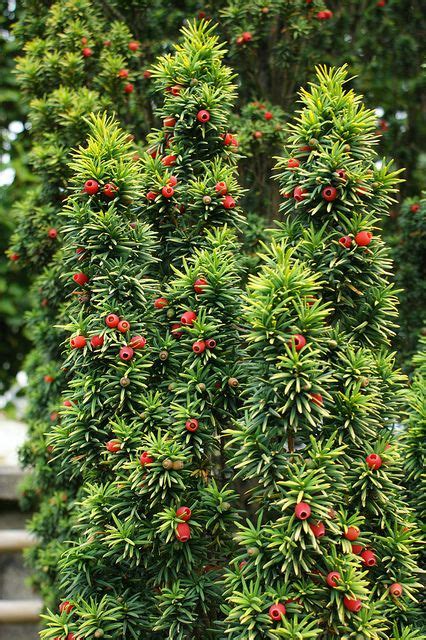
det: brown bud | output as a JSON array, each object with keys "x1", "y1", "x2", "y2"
[
  {"x1": 120, "y1": 376, "x2": 130, "y2": 387},
  {"x1": 302, "y1": 382, "x2": 312, "y2": 391},
  {"x1": 344, "y1": 144, "x2": 351, "y2": 152},
  {"x1": 159, "y1": 350, "x2": 169, "y2": 361},
  {"x1": 168, "y1": 383, "x2": 176, "y2": 392},
  {"x1": 78, "y1": 294, "x2": 90, "y2": 303},
  {"x1": 139, "y1": 412, "x2": 146, "y2": 420},
  {"x1": 203, "y1": 195, "x2": 212, "y2": 205},
  {"x1": 166, "y1": 308, "x2": 174, "y2": 319},
  {"x1": 197, "y1": 383, "x2": 206, "y2": 392},
  {"x1": 172, "y1": 460, "x2": 184, "y2": 470},
  {"x1": 222, "y1": 501, "x2": 231, "y2": 511},
  {"x1": 247, "y1": 546, "x2": 259, "y2": 557},
  {"x1": 228, "y1": 377, "x2": 239, "y2": 388},
  {"x1": 309, "y1": 138, "x2": 318, "y2": 147},
  {"x1": 361, "y1": 377, "x2": 369, "y2": 387},
  {"x1": 162, "y1": 458, "x2": 173, "y2": 469},
  {"x1": 94, "y1": 630, "x2": 104, "y2": 639},
  {"x1": 328, "y1": 339, "x2": 338, "y2": 349}
]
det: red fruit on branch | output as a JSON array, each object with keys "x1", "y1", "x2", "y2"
[
  {"x1": 253, "y1": 130, "x2": 262, "y2": 139},
  {"x1": 192, "y1": 340, "x2": 206, "y2": 354},
  {"x1": 162, "y1": 155, "x2": 177, "y2": 166},
  {"x1": 170, "y1": 85, "x2": 182, "y2": 96},
  {"x1": 343, "y1": 596, "x2": 362, "y2": 612},
  {"x1": 171, "y1": 323, "x2": 183, "y2": 338},
  {"x1": 355, "y1": 231, "x2": 373, "y2": 246},
  {"x1": 73, "y1": 272, "x2": 89, "y2": 286},
  {"x1": 242, "y1": 31, "x2": 253, "y2": 42},
  {"x1": 360, "y1": 550, "x2": 377, "y2": 567},
  {"x1": 163, "y1": 116, "x2": 176, "y2": 127},
  {"x1": 389, "y1": 583, "x2": 403, "y2": 597},
  {"x1": 322, "y1": 185, "x2": 338, "y2": 201},
  {"x1": 293, "y1": 186, "x2": 307, "y2": 202},
  {"x1": 90, "y1": 335, "x2": 104, "y2": 348},
  {"x1": 175, "y1": 522, "x2": 191, "y2": 542},
  {"x1": 410, "y1": 203, "x2": 420, "y2": 213},
  {"x1": 105, "y1": 313, "x2": 120, "y2": 328},
  {"x1": 185, "y1": 418, "x2": 199, "y2": 432},
  {"x1": 287, "y1": 158, "x2": 300, "y2": 169},
  {"x1": 128, "y1": 40, "x2": 140, "y2": 51},
  {"x1": 181, "y1": 310, "x2": 197, "y2": 325},
  {"x1": 48, "y1": 228, "x2": 58, "y2": 239},
  {"x1": 309, "y1": 392, "x2": 323, "y2": 406},
  {"x1": 215, "y1": 181, "x2": 227, "y2": 195},
  {"x1": 264, "y1": 111, "x2": 273, "y2": 121},
  {"x1": 168, "y1": 176, "x2": 178, "y2": 186},
  {"x1": 309, "y1": 521, "x2": 326, "y2": 538},
  {"x1": 335, "y1": 169, "x2": 347, "y2": 180},
  {"x1": 129, "y1": 335, "x2": 146, "y2": 349},
  {"x1": 339, "y1": 236, "x2": 352, "y2": 248},
  {"x1": 140, "y1": 451, "x2": 154, "y2": 466},
  {"x1": 366, "y1": 453, "x2": 383, "y2": 469},
  {"x1": 9, "y1": 252, "x2": 20, "y2": 261},
  {"x1": 162, "y1": 185, "x2": 174, "y2": 198},
  {"x1": 154, "y1": 298, "x2": 168, "y2": 309},
  {"x1": 59, "y1": 601, "x2": 74, "y2": 614},
  {"x1": 82, "y1": 47, "x2": 93, "y2": 57},
  {"x1": 290, "y1": 333, "x2": 307, "y2": 351},
  {"x1": 326, "y1": 571, "x2": 341, "y2": 588},
  {"x1": 205, "y1": 338, "x2": 217, "y2": 350},
  {"x1": 197, "y1": 109, "x2": 210, "y2": 123},
  {"x1": 176, "y1": 506, "x2": 192, "y2": 521},
  {"x1": 63, "y1": 400, "x2": 72, "y2": 407},
  {"x1": 106, "y1": 439, "x2": 121, "y2": 452},
  {"x1": 118, "y1": 69, "x2": 129, "y2": 78},
  {"x1": 70, "y1": 335, "x2": 86, "y2": 349},
  {"x1": 124, "y1": 83, "x2": 134, "y2": 94},
  {"x1": 119, "y1": 346, "x2": 134, "y2": 361},
  {"x1": 222, "y1": 195, "x2": 236, "y2": 209},
  {"x1": 103, "y1": 183, "x2": 118, "y2": 198},
  {"x1": 344, "y1": 526, "x2": 360, "y2": 541},
  {"x1": 268, "y1": 603, "x2": 286, "y2": 621},
  {"x1": 294, "y1": 502, "x2": 311, "y2": 520},
  {"x1": 44, "y1": 375, "x2": 55, "y2": 383},
  {"x1": 351, "y1": 544, "x2": 363, "y2": 555},
  {"x1": 117, "y1": 320, "x2": 130, "y2": 333},
  {"x1": 194, "y1": 277, "x2": 208, "y2": 293}
]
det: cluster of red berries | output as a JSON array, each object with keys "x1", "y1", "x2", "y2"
[
  {"x1": 316, "y1": 9, "x2": 333, "y2": 19},
  {"x1": 221, "y1": 132, "x2": 238, "y2": 148},
  {"x1": 236, "y1": 31, "x2": 252, "y2": 46},
  {"x1": 57, "y1": 601, "x2": 76, "y2": 638},
  {"x1": 117, "y1": 68, "x2": 134, "y2": 94},
  {"x1": 83, "y1": 179, "x2": 119, "y2": 198},
  {"x1": 105, "y1": 313, "x2": 146, "y2": 362},
  {"x1": 339, "y1": 231, "x2": 373, "y2": 248},
  {"x1": 192, "y1": 338, "x2": 217, "y2": 354},
  {"x1": 175, "y1": 506, "x2": 192, "y2": 542},
  {"x1": 146, "y1": 175, "x2": 178, "y2": 202}
]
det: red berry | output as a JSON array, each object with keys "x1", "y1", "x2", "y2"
[
  {"x1": 293, "y1": 186, "x2": 307, "y2": 202},
  {"x1": 377, "y1": 0, "x2": 386, "y2": 6},
  {"x1": 48, "y1": 228, "x2": 58, "y2": 239},
  {"x1": 154, "y1": 297, "x2": 168, "y2": 309},
  {"x1": 140, "y1": 451, "x2": 154, "y2": 466},
  {"x1": 162, "y1": 185, "x2": 174, "y2": 198},
  {"x1": 192, "y1": 340, "x2": 206, "y2": 354},
  {"x1": 105, "y1": 314, "x2": 120, "y2": 328},
  {"x1": 119, "y1": 346, "x2": 134, "y2": 361},
  {"x1": 242, "y1": 31, "x2": 253, "y2": 42},
  {"x1": 194, "y1": 277, "x2": 208, "y2": 293},
  {"x1": 67, "y1": 634, "x2": 76, "y2": 640},
  {"x1": 205, "y1": 338, "x2": 217, "y2": 350},
  {"x1": 176, "y1": 506, "x2": 192, "y2": 521},
  {"x1": 168, "y1": 176, "x2": 178, "y2": 187},
  {"x1": 215, "y1": 181, "x2": 227, "y2": 195},
  {"x1": 222, "y1": 195, "x2": 236, "y2": 209},
  {"x1": 264, "y1": 111, "x2": 273, "y2": 121},
  {"x1": 81, "y1": 37, "x2": 88, "y2": 45},
  {"x1": 236, "y1": 35, "x2": 244, "y2": 46},
  {"x1": 354, "y1": 231, "x2": 373, "y2": 246},
  {"x1": 117, "y1": 320, "x2": 130, "y2": 333},
  {"x1": 351, "y1": 544, "x2": 364, "y2": 555},
  {"x1": 163, "y1": 116, "x2": 177, "y2": 127},
  {"x1": 389, "y1": 583, "x2": 403, "y2": 597},
  {"x1": 181, "y1": 311, "x2": 197, "y2": 325},
  {"x1": 322, "y1": 185, "x2": 338, "y2": 201},
  {"x1": 197, "y1": 109, "x2": 210, "y2": 123},
  {"x1": 170, "y1": 85, "x2": 182, "y2": 96},
  {"x1": 269, "y1": 603, "x2": 286, "y2": 621},
  {"x1": 63, "y1": 400, "x2": 72, "y2": 407},
  {"x1": 294, "y1": 502, "x2": 311, "y2": 520},
  {"x1": 335, "y1": 169, "x2": 347, "y2": 180},
  {"x1": 290, "y1": 333, "x2": 306, "y2": 351},
  {"x1": 118, "y1": 69, "x2": 129, "y2": 78},
  {"x1": 360, "y1": 550, "x2": 377, "y2": 567},
  {"x1": 339, "y1": 235, "x2": 352, "y2": 248},
  {"x1": 175, "y1": 522, "x2": 191, "y2": 542},
  {"x1": 90, "y1": 335, "x2": 104, "y2": 348},
  {"x1": 129, "y1": 335, "x2": 146, "y2": 349},
  {"x1": 70, "y1": 335, "x2": 86, "y2": 349},
  {"x1": 103, "y1": 40, "x2": 111, "y2": 47},
  {"x1": 162, "y1": 155, "x2": 177, "y2": 166},
  {"x1": 316, "y1": 9, "x2": 333, "y2": 19},
  {"x1": 253, "y1": 130, "x2": 262, "y2": 139},
  {"x1": 344, "y1": 526, "x2": 360, "y2": 541},
  {"x1": 309, "y1": 392, "x2": 323, "y2": 407},
  {"x1": 222, "y1": 132, "x2": 234, "y2": 146},
  {"x1": 44, "y1": 375, "x2": 55, "y2": 383},
  {"x1": 326, "y1": 571, "x2": 341, "y2": 588},
  {"x1": 106, "y1": 439, "x2": 121, "y2": 453},
  {"x1": 59, "y1": 601, "x2": 74, "y2": 614},
  {"x1": 185, "y1": 418, "x2": 199, "y2": 432},
  {"x1": 9, "y1": 252, "x2": 20, "y2": 261},
  {"x1": 239, "y1": 560, "x2": 248, "y2": 570},
  {"x1": 124, "y1": 82, "x2": 134, "y2": 94},
  {"x1": 73, "y1": 272, "x2": 89, "y2": 286},
  {"x1": 343, "y1": 596, "x2": 362, "y2": 613},
  {"x1": 82, "y1": 47, "x2": 93, "y2": 57},
  {"x1": 287, "y1": 158, "x2": 300, "y2": 169},
  {"x1": 171, "y1": 323, "x2": 183, "y2": 339},
  {"x1": 103, "y1": 183, "x2": 118, "y2": 198},
  {"x1": 309, "y1": 521, "x2": 325, "y2": 538},
  {"x1": 410, "y1": 203, "x2": 420, "y2": 213},
  {"x1": 366, "y1": 453, "x2": 382, "y2": 470},
  {"x1": 146, "y1": 191, "x2": 158, "y2": 201},
  {"x1": 128, "y1": 40, "x2": 140, "y2": 51}
]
